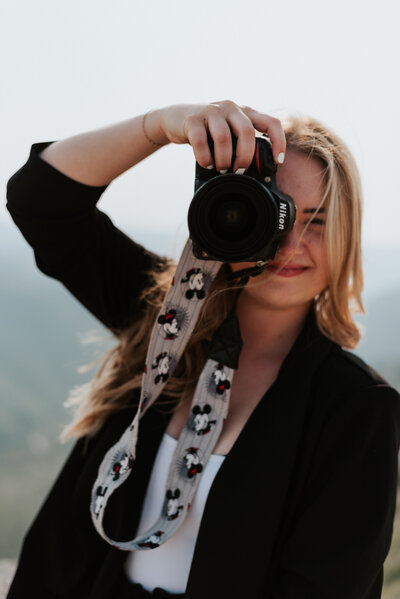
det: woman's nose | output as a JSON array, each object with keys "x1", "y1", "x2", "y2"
[{"x1": 276, "y1": 223, "x2": 304, "y2": 255}]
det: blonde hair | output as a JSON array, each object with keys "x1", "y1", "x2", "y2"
[
  {"x1": 60, "y1": 112, "x2": 364, "y2": 444},
  {"x1": 279, "y1": 113, "x2": 364, "y2": 347}
]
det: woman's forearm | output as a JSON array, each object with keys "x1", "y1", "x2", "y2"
[
  {"x1": 38, "y1": 109, "x2": 170, "y2": 187},
  {"x1": 37, "y1": 101, "x2": 288, "y2": 187}
]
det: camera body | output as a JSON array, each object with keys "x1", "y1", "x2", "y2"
[{"x1": 187, "y1": 134, "x2": 296, "y2": 263}]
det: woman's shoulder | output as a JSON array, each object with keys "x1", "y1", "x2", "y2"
[
  {"x1": 328, "y1": 345, "x2": 391, "y2": 386},
  {"x1": 306, "y1": 345, "x2": 400, "y2": 450},
  {"x1": 316, "y1": 343, "x2": 400, "y2": 410}
]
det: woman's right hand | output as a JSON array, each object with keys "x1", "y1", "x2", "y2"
[{"x1": 149, "y1": 100, "x2": 286, "y2": 174}]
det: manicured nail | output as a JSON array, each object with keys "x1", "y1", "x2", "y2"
[
  {"x1": 277, "y1": 152, "x2": 285, "y2": 164},
  {"x1": 235, "y1": 168, "x2": 246, "y2": 175},
  {"x1": 220, "y1": 169, "x2": 228, "y2": 174},
  {"x1": 205, "y1": 164, "x2": 214, "y2": 170}
]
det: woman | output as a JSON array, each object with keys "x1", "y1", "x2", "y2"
[{"x1": 5, "y1": 101, "x2": 400, "y2": 598}]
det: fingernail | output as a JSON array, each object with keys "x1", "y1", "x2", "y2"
[
  {"x1": 277, "y1": 152, "x2": 285, "y2": 164},
  {"x1": 235, "y1": 168, "x2": 246, "y2": 175},
  {"x1": 220, "y1": 169, "x2": 228, "y2": 174},
  {"x1": 205, "y1": 164, "x2": 214, "y2": 170}
]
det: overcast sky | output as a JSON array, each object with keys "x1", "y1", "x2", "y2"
[{"x1": 1, "y1": 0, "x2": 400, "y2": 264}]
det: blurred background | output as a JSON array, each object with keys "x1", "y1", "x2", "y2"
[{"x1": 1, "y1": 0, "x2": 400, "y2": 595}]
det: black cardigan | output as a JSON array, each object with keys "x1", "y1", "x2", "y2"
[{"x1": 5, "y1": 142, "x2": 400, "y2": 599}]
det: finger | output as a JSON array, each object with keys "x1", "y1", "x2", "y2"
[
  {"x1": 241, "y1": 107, "x2": 286, "y2": 164},
  {"x1": 225, "y1": 110, "x2": 256, "y2": 173},
  {"x1": 185, "y1": 116, "x2": 214, "y2": 168},
  {"x1": 206, "y1": 109, "x2": 233, "y2": 172}
]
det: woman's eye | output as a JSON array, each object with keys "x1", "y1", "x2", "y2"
[{"x1": 304, "y1": 218, "x2": 325, "y2": 226}]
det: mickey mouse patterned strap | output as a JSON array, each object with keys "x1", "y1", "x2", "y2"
[{"x1": 90, "y1": 239, "x2": 243, "y2": 550}]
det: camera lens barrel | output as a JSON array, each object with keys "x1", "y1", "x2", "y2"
[
  {"x1": 188, "y1": 174, "x2": 290, "y2": 262},
  {"x1": 188, "y1": 135, "x2": 296, "y2": 263}
]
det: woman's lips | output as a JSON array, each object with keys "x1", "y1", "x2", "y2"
[{"x1": 266, "y1": 264, "x2": 309, "y2": 278}]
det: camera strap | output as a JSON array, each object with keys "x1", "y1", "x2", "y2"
[{"x1": 90, "y1": 239, "x2": 244, "y2": 550}]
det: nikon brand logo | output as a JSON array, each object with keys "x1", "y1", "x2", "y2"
[{"x1": 278, "y1": 202, "x2": 287, "y2": 230}]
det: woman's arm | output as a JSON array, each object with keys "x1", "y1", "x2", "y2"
[
  {"x1": 38, "y1": 101, "x2": 287, "y2": 186},
  {"x1": 38, "y1": 110, "x2": 170, "y2": 187},
  {"x1": 6, "y1": 101, "x2": 287, "y2": 332},
  {"x1": 6, "y1": 141, "x2": 165, "y2": 334}
]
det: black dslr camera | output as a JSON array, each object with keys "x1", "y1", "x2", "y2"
[{"x1": 187, "y1": 134, "x2": 296, "y2": 263}]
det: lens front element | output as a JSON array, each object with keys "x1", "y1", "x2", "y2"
[{"x1": 213, "y1": 193, "x2": 255, "y2": 242}]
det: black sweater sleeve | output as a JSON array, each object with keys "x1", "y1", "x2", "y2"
[{"x1": 6, "y1": 141, "x2": 169, "y2": 334}]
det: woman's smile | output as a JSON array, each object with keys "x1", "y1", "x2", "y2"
[{"x1": 265, "y1": 262, "x2": 310, "y2": 277}]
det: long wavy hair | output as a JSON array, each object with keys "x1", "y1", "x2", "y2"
[{"x1": 59, "y1": 112, "x2": 364, "y2": 444}]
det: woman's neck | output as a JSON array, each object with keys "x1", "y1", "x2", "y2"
[{"x1": 235, "y1": 292, "x2": 312, "y2": 363}]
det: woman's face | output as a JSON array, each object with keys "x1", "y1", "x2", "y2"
[{"x1": 231, "y1": 149, "x2": 329, "y2": 312}]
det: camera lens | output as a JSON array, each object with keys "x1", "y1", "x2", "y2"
[
  {"x1": 188, "y1": 174, "x2": 279, "y2": 262},
  {"x1": 212, "y1": 194, "x2": 254, "y2": 242}
]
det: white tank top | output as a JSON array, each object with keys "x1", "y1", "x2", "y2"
[{"x1": 124, "y1": 432, "x2": 226, "y2": 593}]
